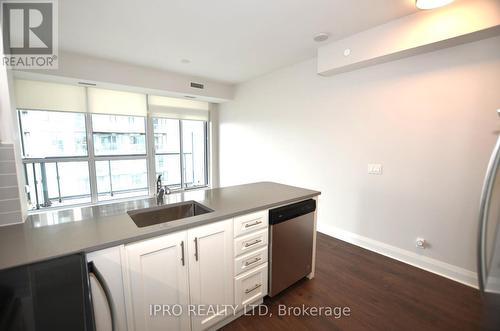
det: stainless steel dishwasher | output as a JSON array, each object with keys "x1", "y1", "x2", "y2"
[{"x1": 268, "y1": 199, "x2": 316, "y2": 297}]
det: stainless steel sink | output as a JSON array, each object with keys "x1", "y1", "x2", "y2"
[{"x1": 127, "y1": 201, "x2": 213, "y2": 228}]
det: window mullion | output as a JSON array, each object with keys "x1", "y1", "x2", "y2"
[
  {"x1": 204, "y1": 121, "x2": 209, "y2": 187},
  {"x1": 32, "y1": 163, "x2": 40, "y2": 209},
  {"x1": 85, "y1": 105, "x2": 98, "y2": 204},
  {"x1": 146, "y1": 112, "x2": 156, "y2": 197},
  {"x1": 94, "y1": 155, "x2": 147, "y2": 161},
  {"x1": 17, "y1": 111, "x2": 27, "y2": 157},
  {"x1": 55, "y1": 162, "x2": 62, "y2": 203},
  {"x1": 179, "y1": 120, "x2": 185, "y2": 189}
]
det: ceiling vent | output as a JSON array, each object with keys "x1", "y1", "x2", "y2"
[{"x1": 190, "y1": 82, "x2": 204, "y2": 89}]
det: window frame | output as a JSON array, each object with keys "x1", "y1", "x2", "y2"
[{"x1": 18, "y1": 107, "x2": 210, "y2": 211}]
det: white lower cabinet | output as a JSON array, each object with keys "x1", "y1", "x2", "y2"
[
  {"x1": 89, "y1": 214, "x2": 268, "y2": 331},
  {"x1": 125, "y1": 231, "x2": 190, "y2": 331},
  {"x1": 124, "y1": 219, "x2": 233, "y2": 331},
  {"x1": 187, "y1": 220, "x2": 234, "y2": 331}
]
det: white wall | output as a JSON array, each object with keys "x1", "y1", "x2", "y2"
[{"x1": 218, "y1": 36, "x2": 500, "y2": 286}]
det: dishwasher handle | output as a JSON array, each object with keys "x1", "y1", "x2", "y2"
[{"x1": 269, "y1": 199, "x2": 316, "y2": 225}]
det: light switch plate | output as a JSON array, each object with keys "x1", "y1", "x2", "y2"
[{"x1": 368, "y1": 163, "x2": 383, "y2": 175}]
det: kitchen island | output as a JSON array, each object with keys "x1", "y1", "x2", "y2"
[
  {"x1": 0, "y1": 182, "x2": 320, "y2": 270},
  {"x1": 0, "y1": 182, "x2": 320, "y2": 331}
]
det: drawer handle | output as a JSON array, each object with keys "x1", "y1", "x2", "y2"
[
  {"x1": 245, "y1": 283, "x2": 262, "y2": 294},
  {"x1": 244, "y1": 257, "x2": 262, "y2": 267},
  {"x1": 244, "y1": 239, "x2": 262, "y2": 248},
  {"x1": 245, "y1": 220, "x2": 262, "y2": 228}
]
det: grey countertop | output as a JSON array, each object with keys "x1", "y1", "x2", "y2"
[{"x1": 0, "y1": 182, "x2": 320, "y2": 270}]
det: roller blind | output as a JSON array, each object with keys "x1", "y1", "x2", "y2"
[
  {"x1": 14, "y1": 80, "x2": 208, "y2": 120},
  {"x1": 148, "y1": 95, "x2": 209, "y2": 121},
  {"x1": 87, "y1": 87, "x2": 147, "y2": 116},
  {"x1": 14, "y1": 79, "x2": 87, "y2": 112}
]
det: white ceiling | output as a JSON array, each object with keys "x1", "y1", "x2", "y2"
[{"x1": 59, "y1": 0, "x2": 418, "y2": 84}]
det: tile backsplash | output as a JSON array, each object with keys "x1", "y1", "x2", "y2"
[{"x1": 0, "y1": 144, "x2": 22, "y2": 226}]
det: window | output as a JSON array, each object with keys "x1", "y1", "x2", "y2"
[
  {"x1": 19, "y1": 110, "x2": 87, "y2": 158},
  {"x1": 92, "y1": 114, "x2": 146, "y2": 156},
  {"x1": 19, "y1": 109, "x2": 153, "y2": 210},
  {"x1": 16, "y1": 82, "x2": 210, "y2": 211},
  {"x1": 153, "y1": 118, "x2": 208, "y2": 190},
  {"x1": 19, "y1": 110, "x2": 209, "y2": 211},
  {"x1": 154, "y1": 118, "x2": 182, "y2": 189},
  {"x1": 19, "y1": 110, "x2": 91, "y2": 208},
  {"x1": 91, "y1": 114, "x2": 148, "y2": 201},
  {"x1": 182, "y1": 120, "x2": 208, "y2": 188},
  {"x1": 96, "y1": 159, "x2": 148, "y2": 200},
  {"x1": 24, "y1": 161, "x2": 91, "y2": 209}
]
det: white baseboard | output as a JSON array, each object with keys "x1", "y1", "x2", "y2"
[{"x1": 317, "y1": 224, "x2": 478, "y2": 289}]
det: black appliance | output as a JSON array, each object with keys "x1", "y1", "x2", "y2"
[{"x1": 0, "y1": 254, "x2": 95, "y2": 331}]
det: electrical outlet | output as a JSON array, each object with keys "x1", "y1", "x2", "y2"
[
  {"x1": 416, "y1": 238, "x2": 426, "y2": 249},
  {"x1": 368, "y1": 163, "x2": 383, "y2": 175}
]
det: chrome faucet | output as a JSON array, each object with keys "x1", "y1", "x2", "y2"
[
  {"x1": 157, "y1": 187, "x2": 165, "y2": 204},
  {"x1": 156, "y1": 175, "x2": 172, "y2": 204}
]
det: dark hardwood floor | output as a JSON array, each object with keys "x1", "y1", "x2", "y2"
[{"x1": 221, "y1": 233, "x2": 497, "y2": 331}]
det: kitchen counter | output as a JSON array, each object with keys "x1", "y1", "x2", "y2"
[{"x1": 0, "y1": 182, "x2": 320, "y2": 270}]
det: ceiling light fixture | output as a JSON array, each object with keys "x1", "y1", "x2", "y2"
[
  {"x1": 415, "y1": 0, "x2": 454, "y2": 10},
  {"x1": 313, "y1": 32, "x2": 329, "y2": 42}
]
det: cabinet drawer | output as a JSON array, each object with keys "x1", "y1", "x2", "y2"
[
  {"x1": 234, "y1": 228, "x2": 268, "y2": 257},
  {"x1": 234, "y1": 210, "x2": 268, "y2": 237},
  {"x1": 235, "y1": 262, "x2": 268, "y2": 307},
  {"x1": 234, "y1": 246, "x2": 268, "y2": 276}
]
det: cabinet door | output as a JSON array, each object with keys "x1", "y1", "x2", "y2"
[
  {"x1": 125, "y1": 231, "x2": 190, "y2": 331},
  {"x1": 188, "y1": 219, "x2": 234, "y2": 331},
  {"x1": 87, "y1": 246, "x2": 128, "y2": 331}
]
